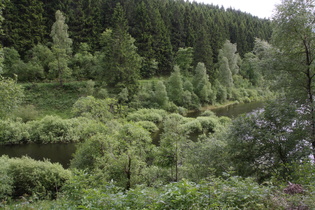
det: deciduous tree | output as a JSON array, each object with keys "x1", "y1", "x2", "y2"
[
  {"x1": 50, "y1": 10, "x2": 72, "y2": 85},
  {"x1": 272, "y1": 0, "x2": 315, "y2": 158}
]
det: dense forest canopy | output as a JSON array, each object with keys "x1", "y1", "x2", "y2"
[{"x1": 2, "y1": 0, "x2": 272, "y2": 77}]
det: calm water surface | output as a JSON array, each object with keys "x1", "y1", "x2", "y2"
[
  {"x1": 0, "y1": 101, "x2": 265, "y2": 168},
  {"x1": 0, "y1": 143, "x2": 76, "y2": 168}
]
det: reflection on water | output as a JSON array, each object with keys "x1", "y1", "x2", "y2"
[
  {"x1": 187, "y1": 101, "x2": 265, "y2": 118},
  {"x1": 0, "y1": 143, "x2": 76, "y2": 168},
  {"x1": 212, "y1": 101, "x2": 265, "y2": 118}
]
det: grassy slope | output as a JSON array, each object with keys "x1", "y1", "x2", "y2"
[{"x1": 22, "y1": 82, "x2": 85, "y2": 118}]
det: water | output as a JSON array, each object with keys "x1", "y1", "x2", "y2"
[
  {"x1": 0, "y1": 101, "x2": 265, "y2": 168},
  {"x1": 0, "y1": 143, "x2": 76, "y2": 168},
  {"x1": 187, "y1": 101, "x2": 264, "y2": 118},
  {"x1": 211, "y1": 101, "x2": 264, "y2": 118}
]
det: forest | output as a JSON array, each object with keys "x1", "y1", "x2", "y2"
[{"x1": 1, "y1": 0, "x2": 315, "y2": 209}]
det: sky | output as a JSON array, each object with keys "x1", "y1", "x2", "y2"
[{"x1": 190, "y1": 0, "x2": 282, "y2": 19}]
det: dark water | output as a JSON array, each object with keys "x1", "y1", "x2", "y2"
[
  {"x1": 211, "y1": 101, "x2": 264, "y2": 118},
  {"x1": 0, "y1": 143, "x2": 76, "y2": 168},
  {"x1": 0, "y1": 101, "x2": 265, "y2": 168},
  {"x1": 187, "y1": 101, "x2": 264, "y2": 118}
]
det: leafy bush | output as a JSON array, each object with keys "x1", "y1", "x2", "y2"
[
  {"x1": 127, "y1": 109, "x2": 167, "y2": 123},
  {"x1": 72, "y1": 96, "x2": 117, "y2": 122},
  {"x1": 0, "y1": 156, "x2": 71, "y2": 200},
  {"x1": 0, "y1": 156, "x2": 13, "y2": 201},
  {"x1": 0, "y1": 118, "x2": 29, "y2": 144},
  {"x1": 29, "y1": 115, "x2": 81, "y2": 143},
  {"x1": 196, "y1": 116, "x2": 218, "y2": 133},
  {"x1": 55, "y1": 175, "x2": 278, "y2": 209},
  {"x1": 179, "y1": 119, "x2": 202, "y2": 134},
  {"x1": 136, "y1": 121, "x2": 159, "y2": 133}
]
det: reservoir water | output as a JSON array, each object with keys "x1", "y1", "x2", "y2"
[{"x1": 0, "y1": 101, "x2": 265, "y2": 168}]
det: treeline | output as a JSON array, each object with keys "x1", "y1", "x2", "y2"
[{"x1": 2, "y1": 0, "x2": 271, "y2": 77}]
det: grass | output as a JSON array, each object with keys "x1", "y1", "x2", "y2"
[{"x1": 21, "y1": 81, "x2": 86, "y2": 118}]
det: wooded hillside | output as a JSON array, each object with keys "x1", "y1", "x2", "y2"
[{"x1": 2, "y1": 0, "x2": 271, "y2": 77}]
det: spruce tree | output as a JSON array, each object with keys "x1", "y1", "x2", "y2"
[
  {"x1": 99, "y1": 3, "x2": 141, "y2": 96},
  {"x1": 3, "y1": 0, "x2": 46, "y2": 57}
]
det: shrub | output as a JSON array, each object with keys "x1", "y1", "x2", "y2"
[
  {"x1": 0, "y1": 156, "x2": 71, "y2": 200},
  {"x1": 0, "y1": 156, "x2": 13, "y2": 201},
  {"x1": 72, "y1": 96, "x2": 116, "y2": 122},
  {"x1": 29, "y1": 115, "x2": 81, "y2": 143},
  {"x1": 196, "y1": 116, "x2": 218, "y2": 133},
  {"x1": 136, "y1": 121, "x2": 159, "y2": 133},
  {"x1": 0, "y1": 118, "x2": 29, "y2": 144},
  {"x1": 127, "y1": 109, "x2": 167, "y2": 123},
  {"x1": 180, "y1": 119, "x2": 202, "y2": 134}
]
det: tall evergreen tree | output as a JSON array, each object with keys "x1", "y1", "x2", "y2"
[
  {"x1": 151, "y1": 8, "x2": 173, "y2": 75},
  {"x1": 99, "y1": 3, "x2": 141, "y2": 96},
  {"x1": 3, "y1": 0, "x2": 46, "y2": 57},
  {"x1": 68, "y1": 0, "x2": 103, "y2": 52},
  {"x1": 193, "y1": 26, "x2": 214, "y2": 80}
]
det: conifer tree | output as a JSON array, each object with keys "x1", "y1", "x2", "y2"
[
  {"x1": 3, "y1": 0, "x2": 46, "y2": 57},
  {"x1": 193, "y1": 18, "x2": 214, "y2": 80},
  {"x1": 151, "y1": 8, "x2": 173, "y2": 75},
  {"x1": 99, "y1": 3, "x2": 141, "y2": 96}
]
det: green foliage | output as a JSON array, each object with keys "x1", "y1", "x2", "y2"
[
  {"x1": 272, "y1": 0, "x2": 315, "y2": 159},
  {"x1": 227, "y1": 100, "x2": 308, "y2": 181},
  {"x1": 26, "y1": 44, "x2": 54, "y2": 78},
  {"x1": 179, "y1": 119, "x2": 202, "y2": 134},
  {"x1": 0, "y1": 118, "x2": 29, "y2": 145},
  {"x1": 71, "y1": 122, "x2": 154, "y2": 190},
  {"x1": 154, "y1": 81, "x2": 169, "y2": 108},
  {"x1": 0, "y1": 116, "x2": 110, "y2": 145},
  {"x1": 2, "y1": 0, "x2": 46, "y2": 56},
  {"x1": 220, "y1": 40, "x2": 241, "y2": 75},
  {"x1": 0, "y1": 76, "x2": 24, "y2": 118},
  {"x1": 98, "y1": 3, "x2": 141, "y2": 96},
  {"x1": 175, "y1": 47, "x2": 194, "y2": 75},
  {"x1": 241, "y1": 52, "x2": 261, "y2": 86},
  {"x1": 127, "y1": 108, "x2": 167, "y2": 124},
  {"x1": 50, "y1": 10, "x2": 72, "y2": 85},
  {"x1": 22, "y1": 82, "x2": 83, "y2": 117},
  {"x1": 53, "y1": 175, "x2": 277, "y2": 209},
  {"x1": 0, "y1": 156, "x2": 13, "y2": 201},
  {"x1": 0, "y1": 156, "x2": 70, "y2": 200},
  {"x1": 70, "y1": 43, "x2": 97, "y2": 80},
  {"x1": 78, "y1": 80, "x2": 95, "y2": 96},
  {"x1": 167, "y1": 65, "x2": 184, "y2": 106},
  {"x1": 13, "y1": 103, "x2": 39, "y2": 124},
  {"x1": 72, "y1": 96, "x2": 117, "y2": 122},
  {"x1": 193, "y1": 62, "x2": 215, "y2": 104},
  {"x1": 135, "y1": 121, "x2": 159, "y2": 133},
  {"x1": 29, "y1": 115, "x2": 82, "y2": 144}
]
